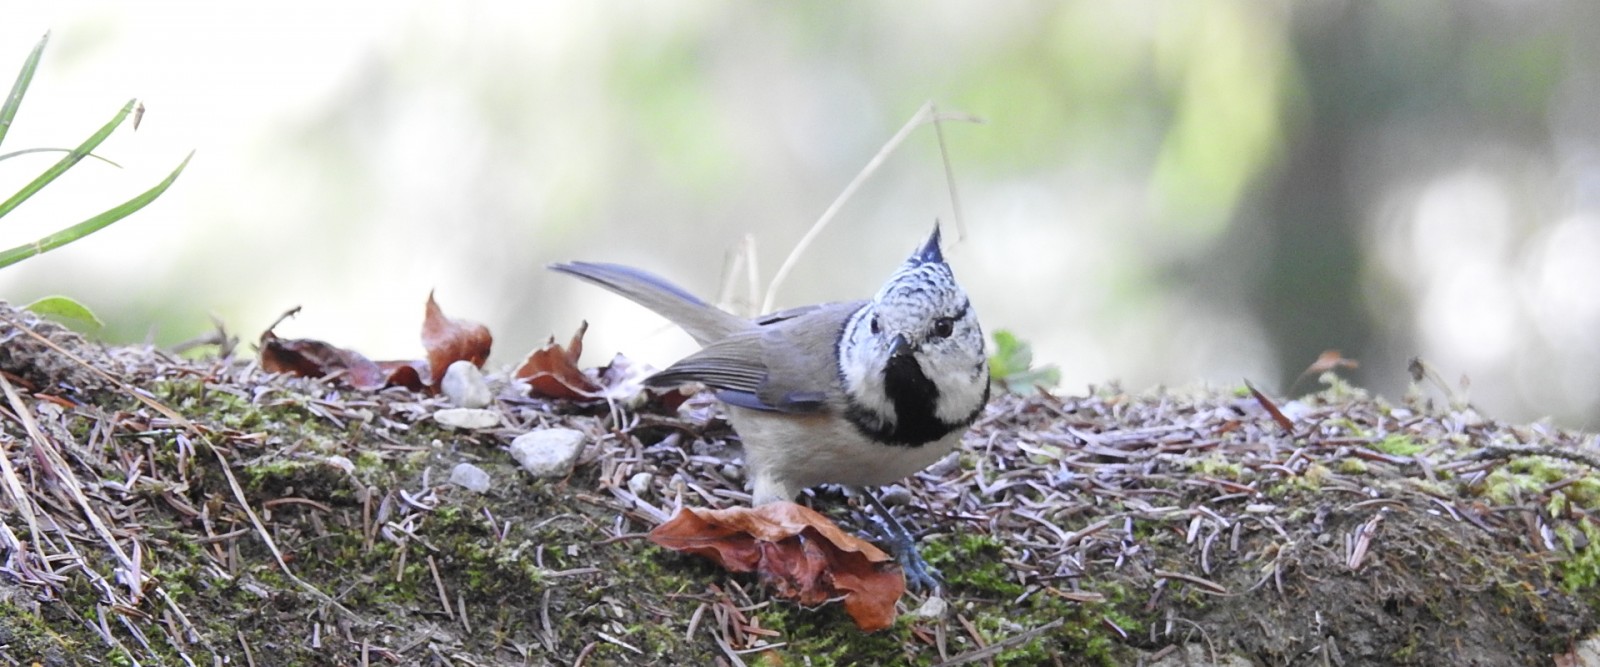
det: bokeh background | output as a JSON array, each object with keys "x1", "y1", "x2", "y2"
[{"x1": 2, "y1": 2, "x2": 1598, "y2": 428}]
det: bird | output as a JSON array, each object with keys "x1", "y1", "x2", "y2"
[{"x1": 549, "y1": 225, "x2": 989, "y2": 590}]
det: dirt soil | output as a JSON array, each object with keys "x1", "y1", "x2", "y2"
[{"x1": 1, "y1": 302, "x2": 1597, "y2": 666}]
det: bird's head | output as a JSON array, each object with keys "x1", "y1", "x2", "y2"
[{"x1": 838, "y1": 225, "x2": 989, "y2": 444}]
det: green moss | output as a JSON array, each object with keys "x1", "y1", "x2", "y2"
[
  {"x1": 1336, "y1": 458, "x2": 1368, "y2": 475},
  {"x1": 1556, "y1": 520, "x2": 1600, "y2": 593},
  {"x1": 1189, "y1": 454, "x2": 1246, "y2": 480},
  {"x1": 1565, "y1": 478, "x2": 1600, "y2": 511},
  {"x1": 1373, "y1": 434, "x2": 1426, "y2": 457},
  {"x1": 1481, "y1": 467, "x2": 1544, "y2": 505},
  {"x1": 1508, "y1": 456, "x2": 1568, "y2": 484},
  {"x1": 1323, "y1": 417, "x2": 1370, "y2": 438},
  {"x1": 0, "y1": 598, "x2": 81, "y2": 663}
]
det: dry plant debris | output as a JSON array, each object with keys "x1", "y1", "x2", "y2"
[
  {"x1": 258, "y1": 293, "x2": 490, "y2": 393},
  {"x1": 1, "y1": 299, "x2": 1598, "y2": 665},
  {"x1": 649, "y1": 502, "x2": 905, "y2": 632},
  {"x1": 514, "y1": 320, "x2": 604, "y2": 400}
]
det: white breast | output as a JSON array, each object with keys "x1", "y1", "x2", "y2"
[{"x1": 726, "y1": 406, "x2": 964, "y2": 505}]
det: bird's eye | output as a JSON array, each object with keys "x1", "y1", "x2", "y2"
[
  {"x1": 932, "y1": 317, "x2": 955, "y2": 339},
  {"x1": 870, "y1": 316, "x2": 881, "y2": 335}
]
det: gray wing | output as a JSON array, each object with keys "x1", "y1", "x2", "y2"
[{"x1": 646, "y1": 301, "x2": 864, "y2": 414}]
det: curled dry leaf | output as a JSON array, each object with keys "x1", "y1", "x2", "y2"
[
  {"x1": 648, "y1": 502, "x2": 905, "y2": 632},
  {"x1": 595, "y1": 352, "x2": 693, "y2": 412},
  {"x1": 1304, "y1": 349, "x2": 1359, "y2": 376},
  {"x1": 423, "y1": 291, "x2": 493, "y2": 388},
  {"x1": 258, "y1": 330, "x2": 427, "y2": 391},
  {"x1": 514, "y1": 321, "x2": 604, "y2": 399}
]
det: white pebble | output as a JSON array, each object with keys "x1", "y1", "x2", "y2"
[
  {"x1": 449, "y1": 463, "x2": 492, "y2": 493},
  {"x1": 911, "y1": 596, "x2": 948, "y2": 619},
  {"x1": 325, "y1": 455, "x2": 355, "y2": 474},
  {"x1": 511, "y1": 428, "x2": 585, "y2": 478},
  {"x1": 434, "y1": 408, "x2": 500, "y2": 430},
  {"x1": 924, "y1": 452, "x2": 961, "y2": 477},
  {"x1": 441, "y1": 360, "x2": 492, "y2": 408},
  {"x1": 628, "y1": 472, "x2": 654, "y2": 497},
  {"x1": 877, "y1": 486, "x2": 913, "y2": 506}
]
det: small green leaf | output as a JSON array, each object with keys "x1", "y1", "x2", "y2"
[
  {"x1": 24, "y1": 295, "x2": 103, "y2": 331},
  {"x1": 988, "y1": 329, "x2": 1060, "y2": 395}
]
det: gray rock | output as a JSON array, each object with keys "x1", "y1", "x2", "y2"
[
  {"x1": 441, "y1": 360, "x2": 492, "y2": 408},
  {"x1": 449, "y1": 463, "x2": 491, "y2": 493},
  {"x1": 628, "y1": 472, "x2": 654, "y2": 497},
  {"x1": 877, "y1": 485, "x2": 913, "y2": 506},
  {"x1": 434, "y1": 407, "x2": 500, "y2": 430},
  {"x1": 1574, "y1": 634, "x2": 1600, "y2": 666},
  {"x1": 910, "y1": 596, "x2": 948, "y2": 619},
  {"x1": 511, "y1": 428, "x2": 586, "y2": 478}
]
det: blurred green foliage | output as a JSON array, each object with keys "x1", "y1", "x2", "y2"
[{"x1": 990, "y1": 330, "x2": 1060, "y2": 395}]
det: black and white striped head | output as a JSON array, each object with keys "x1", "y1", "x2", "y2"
[{"x1": 838, "y1": 226, "x2": 989, "y2": 446}]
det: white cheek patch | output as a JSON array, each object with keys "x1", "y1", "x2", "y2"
[
  {"x1": 838, "y1": 312, "x2": 898, "y2": 425},
  {"x1": 930, "y1": 356, "x2": 989, "y2": 423}
]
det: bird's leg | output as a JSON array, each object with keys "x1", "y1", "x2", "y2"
[{"x1": 855, "y1": 486, "x2": 942, "y2": 593}]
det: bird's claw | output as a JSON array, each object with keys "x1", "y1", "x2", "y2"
[
  {"x1": 878, "y1": 521, "x2": 943, "y2": 593},
  {"x1": 897, "y1": 547, "x2": 943, "y2": 593}
]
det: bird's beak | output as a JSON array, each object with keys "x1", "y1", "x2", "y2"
[{"x1": 889, "y1": 334, "x2": 915, "y2": 359}]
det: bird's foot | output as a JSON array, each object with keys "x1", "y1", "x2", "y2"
[
  {"x1": 855, "y1": 488, "x2": 943, "y2": 593},
  {"x1": 879, "y1": 527, "x2": 943, "y2": 593}
]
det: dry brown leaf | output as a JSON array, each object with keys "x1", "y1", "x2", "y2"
[
  {"x1": 595, "y1": 351, "x2": 693, "y2": 411},
  {"x1": 1245, "y1": 380, "x2": 1295, "y2": 433},
  {"x1": 514, "y1": 321, "x2": 604, "y2": 399},
  {"x1": 422, "y1": 291, "x2": 493, "y2": 388},
  {"x1": 648, "y1": 502, "x2": 905, "y2": 632},
  {"x1": 258, "y1": 331, "x2": 426, "y2": 391},
  {"x1": 1304, "y1": 349, "x2": 1359, "y2": 376}
]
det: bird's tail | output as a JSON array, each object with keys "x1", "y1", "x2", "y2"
[{"x1": 548, "y1": 261, "x2": 749, "y2": 345}]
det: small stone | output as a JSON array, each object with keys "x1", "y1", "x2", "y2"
[
  {"x1": 441, "y1": 360, "x2": 492, "y2": 408},
  {"x1": 511, "y1": 428, "x2": 585, "y2": 478},
  {"x1": 325, "y1": 455, "x2": 355, "y2": 474},
  {"x1": 877, "y1": 486, "x2": 913, "y2": 506},
  {"x1": 719, "y1": 464, "x2": 743, "y2": 482},
  {"x1": 450, "y1": 463, "x2": 492, "y2": 493},
  {"x1": 434, "y1": 408, "x2": 500, "y2": 430},
  {"x1": 1279, "y1": 400, "x2": 1312, "y2": 422},
  {"x1": 924, "y1": 453, "x2": 961, "y2": 478},
  {"x1": 628, "y1": 472, "x2": 654, "y2": 497},
  {"x1": 911, "y1": 596, "x2": 948, "y2": 619}
]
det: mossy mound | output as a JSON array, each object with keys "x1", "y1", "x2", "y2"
[{"x1": 1, "y1": 306, "x2": 1596, "y2": 665}]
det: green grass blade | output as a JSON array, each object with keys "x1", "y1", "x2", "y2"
[
  {"x1": 0, "y1": 147, "x2": 123, "y2": 168},
  {"x1": 0, "y1": 98, "x2": 137, "y2": 220},
  {"x1": 0, "y1": 150, "x2": 192, "y2": 269},
  {"x1": 0, "y1": 32, "x2": 49, "y2": 148}
]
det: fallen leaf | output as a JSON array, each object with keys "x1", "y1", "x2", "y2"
[
  {"x1": 648, "y1": 502, "x2": 905, "y2": 632},
  {"x1": 258, "y1": 330, "x2": 426, "y2": 391},
  {"x1": 422, "y1": 291, "x2": 493, "y2": 388},
  {"x1": 1304, "y1": 349, "x2": 1359, "y2": 376},
  {"x1": 595, "y1": 352, "x2": 692, "y2": 411},
  {"x1": 376, "y1": 360, "x2": 428, "y2": 391},
  {"x1": 515, "y1": 321, "x2": 604, "y2": 399},
  {"x1": 1244, "y1": 380, "x2": 1295, "y2": 433}
]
